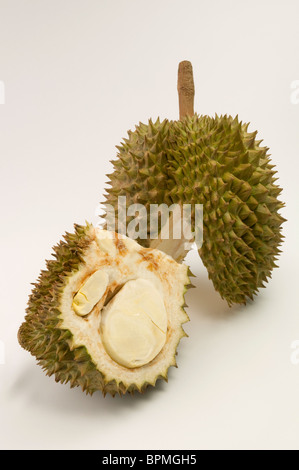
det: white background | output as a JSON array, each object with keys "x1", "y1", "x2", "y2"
[{"x1": 0, "y1": 0, "x2": 298, "y2": 450}]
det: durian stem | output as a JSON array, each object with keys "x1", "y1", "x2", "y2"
[{"x1": 177, "y1": 61, "x2": 195, "y2": 119}]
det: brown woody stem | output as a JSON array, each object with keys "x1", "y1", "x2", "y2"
[{"x1": 177, "y1": 60, "x2": 195, "y2": 119}]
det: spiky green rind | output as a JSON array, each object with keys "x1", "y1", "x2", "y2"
[
  {"x1": 168, "y1": 114, "x2": 285, "y2": 305},
  {"x1": 18, "y1": 223, "x2": 110, "y2": 395},
  {"x1": 104, "y1": 118, "x2": 173, "y2": 246},
  {"x1": 104, "y1": 114, "x2": 285, "y2": 306}
]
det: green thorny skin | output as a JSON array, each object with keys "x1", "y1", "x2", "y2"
[{"x1": 104, "y1": 114, "x2": 285, "y2": 306}]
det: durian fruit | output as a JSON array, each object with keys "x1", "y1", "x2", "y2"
[
  {"x1": 104, "y1": 61, "x2": 285, "y2": 306},
  {"x1": 18, "y1": 224, "x2": 190, "y2": 396},
  {"x1": 166, "y1": 114, "x2": 285, "y2": 305}
]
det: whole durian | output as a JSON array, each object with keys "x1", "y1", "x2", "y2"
[
  {"x1": 104, "y1": 61, "x2": 285, "y2": 306},
  {"x1": 18, "y1": 224, "x2": 190, "y2": 396}
]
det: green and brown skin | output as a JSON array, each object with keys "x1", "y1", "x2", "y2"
[
  {"x1": 104, "y1": 61, "x2": 285, "y2": 306},
  {"x1": 18, "y1": 225, "x2": 109, "y2": 395},
  {"x1": 18, "y1": 225, "x2": 143, "y2": 396}
]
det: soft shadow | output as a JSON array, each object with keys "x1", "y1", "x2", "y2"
[
  {"x1": 10, "y1": 360, "x2": 169, "y2": 416},
  {"x1": 185, "y1": 260, "x2": 247, "y2": 320}
]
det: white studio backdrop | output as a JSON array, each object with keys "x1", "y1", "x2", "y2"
[{"x1": 0, "y1": 0, "x2": 298, "y2": 450}]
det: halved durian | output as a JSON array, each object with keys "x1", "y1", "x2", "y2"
[{"x1": 18, "y1": 224, "x2": 190, "y2": 396}]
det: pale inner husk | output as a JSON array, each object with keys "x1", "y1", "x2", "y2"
[{"x1": 59, "y1": 228, "x2": 189, "y2": 390}]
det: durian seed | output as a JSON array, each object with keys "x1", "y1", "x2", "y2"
[
  {"x1": 72, "y1": 269, "x2": 109, "y2": 316},
  {"x1": 100, "y1": 278, "x2": 167, "y2": 368}
]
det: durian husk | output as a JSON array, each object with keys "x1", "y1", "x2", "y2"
[{"x1": 18, "y1": 224, "x2": 190, "y2": 396}]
